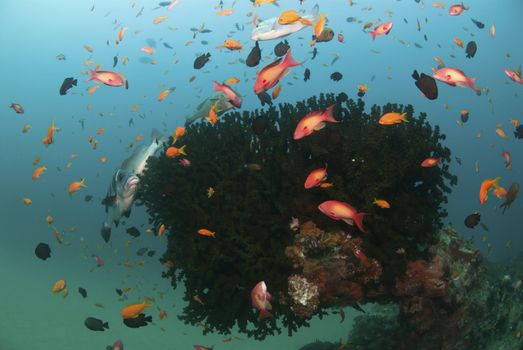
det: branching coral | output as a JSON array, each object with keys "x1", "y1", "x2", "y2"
[{"x1": 138, "y1": 93, "x2": 456, "y2": 339}]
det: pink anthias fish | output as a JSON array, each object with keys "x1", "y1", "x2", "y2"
[
  {"x1": 502, "y1": 150, "x2": 511, "y2": 170},
  {"x1": 213, "y1": 81, "x2": 242, "y2": 108},
  {"x1": 293, "y1": 104, "x2": 338, "y2": 140},
  {"x1": 167, "y1": 0, "x2": 180, "y2": 10},
  {"x1": 504, "y1": 66, "x2": 523, "y2": 84},
  {"x1": 304, "y1": 164, "x2": 328, "y2": 189},
  {"x1": 448, "y1": 2, "x2": 469, "y2": 16},
  {"x1": 369, "y1": 21, "x2": 393, "y2": 40},
  {"x1": 92, "y1": 254, "x2": 104, "y2": 267},
  {"x1": 254, "y1": 50, "x2": 303, "y2": 94},
  {"x1": 88, "y1": 70, "x2": 124, "y2": 87},
  {"x1": 251, "y1": 281, "x2": 273, "y2": 319},
  {"x1": 318, "y1": 200, "x2": 368, "y2": 233},
  {"x1": 432, "y1": 67, "x2": 477, "y2": 92}
]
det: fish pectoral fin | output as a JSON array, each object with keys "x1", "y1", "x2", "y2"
[
  {"x1": 342, "y1": 218, "x2": 354, "y2": 226},
  {"x1": 102, "y1": 195, "x2": 117, "y2": 207},
  {"x1": 313, "y1": 122, "x2": 326, "y2": 131}
]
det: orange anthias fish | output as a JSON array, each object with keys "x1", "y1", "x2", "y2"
[
  {"x1": 421, "y1": 157, "x2": 440, "y2": 167},
  {"x1": 225, "y1": 77, "x2": 240, "y2": 84},
  {"x1": 454, "y1": 38, "x2": 464, "y2": 48},
  {"x1": 87, "y1": 85, "x2": 99, "y2": 94},
  {"x1": 207, "y1": 100, "x2": 219, "y2": 124},
  {"x1": 379, "y1": 112, "x2": 409, "y2": 125},
  {"x1": 496, "y1": 128, "x2": 508, "y2": 139},
  {"x1": 493, "y1": 187, "x2": 507, "y2": 198},
  {"x1": 42, "y1": 120, "x2": 57, "y2": 146},
  {"x1": 271, "y1": 84, "x2": 282, "y2": 99},
  {"x1": 68, "y1": 178, "x2": 86, "y2": 195},
  {"x1": 217, "y1": 40, "x2": 243, "y2": 51},
  {"x1": 153, "y1": 16, "x2": 168, "y2": 24},
  {"x1": 216, "y1": 8, "x2": 234, "y2": 16},
  {"x1": 172, "y1": 127, "x2": 186, "y2": 144},
  {"x1": 32, "y1": 166, "x2": 47, "y2": 180},
  {"x1": 157, "y1": 224, "x2": 166, "y2": 236},
  {"x1": 198, "y1": 229, "x2": 216, "y2": 238},
  {"x1": 116, "y1": 27, "x2": 126, "y2": 45},
  {"x1": 479, "y1": 177, "x2": 501, "y2": 205},
  {"x1": 502, "y1": 150, "x2": 511, "y2": 170},
  {"x1": 51, "y1": 279, "x2": 66, "y2": 293},
  {"x1": 121, "y1": 297, "x2": 152, "y2": 319},
  {"x1": 278, "y1": 10, "x2": 312, "y2": 26},
  {"x1": 304, "y1": 165, "x2": 328, "y2": 189},
  {"x1": 313, "y1": 14, "x2": 326, "y2": 39},
  {"x1": 373, "y1": 199, "x2": 391, "y2": 208},
  {"x1": 158, "y1": 88, "x2": 174, "y2": 102},
  {"x1": 165, "y1": 145, "x2": 187, "y2": 158},
  {"x1": 141, "y1": 47, "x2": 156, "y2": 54},
  {"x1": 159, "y1": 310, "x2": 167, "y2": 320}
]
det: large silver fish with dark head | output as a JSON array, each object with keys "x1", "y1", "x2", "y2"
[{"x1": 101, "y1": 129, "x2": 167, "y2": 242}]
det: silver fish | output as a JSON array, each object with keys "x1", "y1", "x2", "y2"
[
  {"x1": 100, "y1": 129, "x2": 167, "y2": 242},
  {"x1": 184, "y1": 93, "x2": 234, "y2": 126}
]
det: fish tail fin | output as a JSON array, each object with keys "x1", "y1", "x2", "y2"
[
  {"x1": 143, "y1": 296, "x2": 153, "y2": 307},
  {"x1": 462, "y1": 2, "x2": 469, "y2": 10},
  {"x1": 80, "y1": 178, "x2": 87, "y2": 187},
  {"x1": 213, "y1": 81, "x2": 222, "y2": 92},
  {"x1": 322, "y1": 104, "x2": 338, "y2": 123},
  {"x1": 493, "y1": 176, "x2": 501, "y2": 188},
  {"x1": 103, "y1": 322, "x2": 109, "y2": 329},
  {"x1": 370, "y1": 31, "x2": 377, "y2": 40},
  {"x1": 401, "y1": 113, "x2": 409, "y2": 123},
  {"x1": 282, "y1": 50, "x2": 303, "y2": 68},
  {"x1": 259, "y1": 309, "x2": 273, "y2": 319},
  {"x1": 101, "y1": 224, "x2": 111, "y2": 243},
  {"x1": 354, "y1": 212, "x2": 368, "y2": 233},
  {"x1": 467, "y1": 77, "x2": 477, "y2": 91},
  {"x1": 310, "y1": 4, "x2": 320, "y2": 18},
  {"x1": 151, "y1": 128, "x2": 163, "y2": 143},
  {"x1": 180, "y1": 145, "x2": 187, "y2": 155},
  {"x1": 87, "y1": 70, "x2": 96, "y2": 82}
]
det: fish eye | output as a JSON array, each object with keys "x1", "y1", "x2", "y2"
[{"x1": 262, "y1": 79, "x2": 267, "y2": 83}]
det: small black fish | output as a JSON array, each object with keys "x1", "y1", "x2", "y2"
[
  {"x1": 465, "y1": 41, "x2": 477, "y2": 58},
  {"x1": 158, "y1": 1, "x2": 171, "y2": 6},
  {"x1": 123, "y1": 313, "x2": 152, "y2": 328},
  {"x1": 115, "y1": 288, "x2": 123, "y2": 296},
  {"x1": 147, "y1": 250, "x2": 156, "y2": 257},
  {"x1": 113, "y1": 55, "x2": 118, "y2": 67},
  {"x1": 163, "y1": 42, "x2": 173, "y2": 49},
  {"x1": 515, "y1": 125, "x2": 523, "y2": 139},
  {"x1": 194, "y1": 53, "x2": 211, "y2": 69},
  {"x1": 59, "y1": 77, "x2": 77, "y2": 96},
  {"x1": 455, "y1": 157, "x2": 462, "y2": 165},
  {"x1": 311, "y1": 47, "x2": 318, "y2": 60},
  {"x1": 304, "y1": 68, "x2": 310, "y2": 81},
  {"x1": 414, "y1": 42, "x2": 423, "y2": 49},
  {"x1": 274, "y1": 40, "x2": 290, "y2": 57},
  {"x1": 464, "y1": 213, "x2": 480, "y2": 229},
  {"x1": 330, "y1": 72, "x2": 343, "y2": 82},
  {"x1": 137, "y1": 247, "x2": 148, "y2": 256},
  {"x1": 257, "y1": 92, "x2": 272, "y2": 106},
  {"x1": 84, "y1": 317, "x2": 109, "y2": 331},
  {"x1": 424, "y1": 34, "x2": 428, "y2": 41},
  {"x1": 412, "y1": 70, "x2": 438, "y2": 100},
  {"x1": 126, "y1": 227, "x2": 141, "y2": 238},
  {"x1": 34, "y1": 243, "x2": 51, "y2": 260},
  {"x1": 101, "y1": 227, "x2": 111, "y2": 243},
  {"x1": 347, "y1": 17, "x2": 357, "y2": 23},
  {"x1": 84, "y1": 195, "x2": 93, "y2": 202},
  {"x1": 78, "y1": 287, "x2": 87, "y2": 298},
  {"x1": 315, "y1": 28, "x2": 334, "y2": 42},
  {"x1": 471, "y1": 18, "x2": 485, "y2": 29},
  {"x1": 246, "y1": 41, "x2": 261, "y2": 67}
]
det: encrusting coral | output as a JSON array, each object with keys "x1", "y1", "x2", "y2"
[{"x1": 138, "y1": 93, "x2": 456, "y2": 339}]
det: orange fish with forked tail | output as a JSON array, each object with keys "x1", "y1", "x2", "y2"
[
  {"x1": 42, "y1": 120, "x2": 57, "y2": 146},
  {"x1": 52, "y1": 279, "x2": 66, "y2": 293},
  {"x1": 121, "y1": 297, "x2": 152, "y2": 319},
  {"x1": 32, "y1": 166, "x2": 47, "y2": 180},
  {"x1": 479, "y1": 177, "x2": 501, "y2": 204},
  {"x1": 68, "y1": 178, "x2": 86, "y2": 195}
]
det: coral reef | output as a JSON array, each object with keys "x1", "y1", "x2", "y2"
[
  {"x1": 348, "y1": 227, "x2": 523, "y2": 350},
  {"x1": 138, "y1": 93, "x2": 456, "y2": 339}
]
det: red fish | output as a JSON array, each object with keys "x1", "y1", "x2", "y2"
[
  {"x1": 448, "y1": 2, "x2": 469, "y2": 16},
  {"x1": 92, "y1": 254, "x2": 104, "y2": 267},
  {"x1": 421, "y1": 157, "x2": 440, "y2": 167},
  {"x1": 504, "y1": 67, "x2": 523, "y2": 84},
  {"x1": 88, "y1": 70, "x2": 124, "y2": 87},
  {"x1": 304, "y1": 165, "x2": 328, "y2": 189},
  {"x1": 318, "y1": 200, "x2": 367, "y2": 233},
  {"x1": 293, "y1": 105, "x2": 338, "y2": 140},
  {"x1": 251, "y1": 281, "x2": 272, "y2": 319},
  {"x1": 369, "y1": 22, "x2": 393, "y2": 40},
  {"x1": 254, "y1": 50, "x2": 303, "y2": 94},
  {"x1": 433, "y1": 67, "x2": 477, "y2": 92},
  {"x1": 213, "y1": 81, "x2": 242, "y2": 108}
]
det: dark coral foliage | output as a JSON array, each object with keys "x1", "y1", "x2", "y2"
[{"x1": 138, "y1": 93, "x2": 456, "y2": 339}]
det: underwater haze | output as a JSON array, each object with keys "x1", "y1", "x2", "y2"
[{"x1": 1, "y1": 0, "x2": 522, "y2": 349}]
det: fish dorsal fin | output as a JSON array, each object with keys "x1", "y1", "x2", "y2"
[{"x1": 517, "y1": 65, "x2": 522, "y2": 77}]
